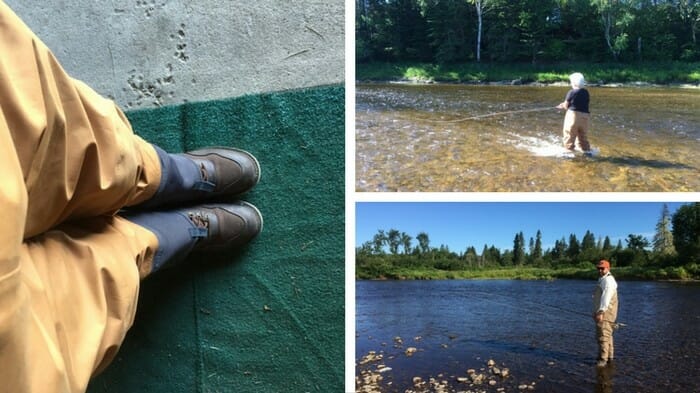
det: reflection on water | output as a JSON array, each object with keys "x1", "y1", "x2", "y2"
[
  {"x1": 356, "y1": 280, "x2": 700, "y2": 393},
  {"x1": 356, "y1": 84, "x2": 700, "y2": 191}
]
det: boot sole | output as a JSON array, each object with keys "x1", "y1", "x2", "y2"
[{"x1": 239, "y1": 200, "x2": 264, "y2": 234}]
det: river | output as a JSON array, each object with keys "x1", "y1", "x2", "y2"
[
  {"x1": 355, "y1": 83, "x2": 700, "y2": 192},
  {"x1": 355, "y1": 279, "x2": 700, "y2": 393}
]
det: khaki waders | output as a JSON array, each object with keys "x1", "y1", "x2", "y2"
[
  {"x1": 563, "y1": 110, "x2": 591, "y2": 151},
  {"x1": 594, "y1": 291, "x2": 618, "y2": 362},
  {"x1": 1, "y1": 2, "x2": 163, "y2": 392}
]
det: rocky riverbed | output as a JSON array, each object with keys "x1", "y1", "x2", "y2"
[{"x1": 356, "y1": 336, "x2": 545, "y2": 393}]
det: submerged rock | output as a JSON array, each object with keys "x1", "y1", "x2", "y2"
[
  {"x1": 358, "y1": 351, "x2": 383, "y2": 365},
  {"x1": 470, "y1": 373, "x2": 486, "y2": 384}
]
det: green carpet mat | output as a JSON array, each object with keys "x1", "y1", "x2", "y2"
[{"x1": 86, "y1": 85, "x2": 344, "y2": 393}]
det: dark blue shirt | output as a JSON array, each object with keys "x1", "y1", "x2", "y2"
[{"x1": 565, "y1": 88, "x2": 590, "y2": 113}]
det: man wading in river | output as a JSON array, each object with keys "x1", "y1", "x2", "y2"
[
  {"x1": 593, "y1": 259, "x2": 618, "y2": 368},
  {"x1": 557, "y1": 72, "x2": 593, "y2": 156}
]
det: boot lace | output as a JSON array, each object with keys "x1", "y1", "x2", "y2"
[{"x1": 188, "y1": 212, "x2": 210, "y2": 239}]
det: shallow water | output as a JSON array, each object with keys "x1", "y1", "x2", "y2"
[
  {"x1": 356, "y1": 280, "x2": 700, "y2": 393},
  {"x1": 355, "y1": 84, "x2": 700, "y2": 192}
]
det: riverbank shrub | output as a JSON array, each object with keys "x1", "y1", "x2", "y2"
[
  {"x1": 356, "y1": 263, "x2": 700, "y2": 281},
  {"x1": 357, "y1": 61, "x2": 700, "y2": 85}
]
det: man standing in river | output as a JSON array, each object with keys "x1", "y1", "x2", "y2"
[
  {"x1": 593, "y1": 259, "x2": 618, "y2": 368},
  {"x1": 557, "y1": 72, "x2": 593, "y2": 156}
]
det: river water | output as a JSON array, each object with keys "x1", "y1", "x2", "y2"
[
  {"x1": 355, "y1": 84, "x2": 700, "y2": 192},
  {"x1": 356, "y1": 279, "x2": 700, "y2": 393}
]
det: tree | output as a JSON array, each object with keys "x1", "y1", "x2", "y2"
[
  {"x1": 417, "y1": 231, "x2": 431, "y2": 254},
  {"x1": 464, "y1": 246, "x2": 478, "y2": 267},
  {"x1": 372, "y1": 229, "x2": 387, "y2": 254},
  {"x1": 623, "y1": 233, "x2": 650, "y2": 266},
  {"x1": 579, "y1": 230, "x2": 599, "y2": 262},
  {"x1": 592, "y1": 0, "x2": 634, "y2": 60},
  {"x1": 482, "y1": 244, "x2": 501, "y2": 266},
  {"x1": 513, "y1": 0, "x2": 558, "y2": 63},
  {"x1": 390, "y1": 0, "x2": 432, "y2": 60},
  {"x1": 480, "y1": 244, "x2": 489, "y2": 267},
  {"x1": 426, "y1": 0, "x2": 472, "y2": 63},
  {"x1": 626, "y1": 234, "x2": 650, "y2": 251},
  {"x1": 672, "y1": 202, "x2": 700, "y2": 264},
  {"x1": 357, "y1": 241, "x2": 374, "y2": 257},
  {"x1": 551, "y1": 236, "x2": 567, "y2": 262},
  {"x1": 653, "y1": 204, "x2": 676, "y2": 256},
  {"x1": 468, "y1": 0, "x2": 495, "y2": 62},
  {"x1": 400, "y1": 231, "x2": 413, "y2": 254},
  {"x1": 678, "y1": 0, "x2": 700, "y2": 59},
  {"x1": 533, "y1": 230, "x2": 543, "y2": 260},
  {"x1": 513, "y1": 231, "x2": 525, "y2": 265},
  {"x1": 603, "y1": 236, "x2": 613, "y2": 252},
  {"x1": 581, "y1": 230, "x2": 596, "y2": 252},
  {"x1": 567, "y1": 234, "x2": 580, "y2": 260},
  {"x1": 387, "y1": 229, "x2": 401, "y2": 254}
]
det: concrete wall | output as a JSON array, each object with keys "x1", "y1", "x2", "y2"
[{"x1": 7, "y1": 1, "x2": 344, "y2": 108}]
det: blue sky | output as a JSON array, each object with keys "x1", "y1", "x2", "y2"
[{"x1": 356, "y1": 202, "x2": 690, "y2": 253}]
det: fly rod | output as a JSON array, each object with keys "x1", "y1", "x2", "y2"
[
  {"x1": 472, "y1": 290, "x2": 627, "y2": 328},
  {"x1": 425, "y1": 106, "x2": 557, "y2": 123}
]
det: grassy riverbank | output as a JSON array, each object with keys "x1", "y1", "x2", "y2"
[
  {"x1": 356, "y1": 264, "x2": 700, "y2": 281},
  {"x1": 357, "y1": 61, "x2": 700, "y2": 85}
]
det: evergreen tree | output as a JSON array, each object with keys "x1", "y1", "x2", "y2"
[
  {"x1": 581, "y1": 230, "x2": 596, "y2": 252},
  {"x1": 603, "y1": 236, "x2": 613, "y2": 252},
  {"x1": 513, "y1": 231, "x2": 526, "y2": 265},
  {"x1": 672, "y1": 202, "x2": 700, "y2": 264},
  {"x1": 653, "y1": 204, "x2": 676, "y2": 256},
  {"x1": 567, "y1": 234, "x2": 580, "y2": 260},
  {"x1": 551, "y1": 236, "x2": 567, "y2": 262},
  {"x1": 426, "y1": 0, "x2": 472, "y2": 63},
  {"x1": 464, "y1": 246, "x2": 478, "y2": 267},
  {"x1": 533, "y1": 230, "x2": 543, "y2": 260},
  {"x1": 481, "y1": 244, "x2": 489, "y2": 267},
  {"x1": 580, "y1": 230, "x2": 598, "y2": 262}
]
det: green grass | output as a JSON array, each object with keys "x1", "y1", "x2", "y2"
[{"x1": 357, "y1": 61, "x2": 700, "y2": 85}]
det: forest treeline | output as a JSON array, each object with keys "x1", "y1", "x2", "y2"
[
  {"x1": 356, "y1": 0, "x2": 700, "y2": 64},
  {"x1": 356, "y1": 203, "x2": 700, "y2": 280}
]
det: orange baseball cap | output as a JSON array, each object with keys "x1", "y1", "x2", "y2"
[{"x1": 597, "y1": 260, "x2": 610, "y2": 269}]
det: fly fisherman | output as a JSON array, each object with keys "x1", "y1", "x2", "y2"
[
  {"x1": 592, "y1": 259, "x2": 619, "y2": 368},
  {"x1": 556, "y1": 72, "x2": 593, "y2": 156}
]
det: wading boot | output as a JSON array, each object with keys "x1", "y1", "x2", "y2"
[
  {"x1": 122, "y1": 202, "x2": 263, "y2": 273},
  {"x1": 137, "y1": 145, "x2": 260, "y2": 209}
]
